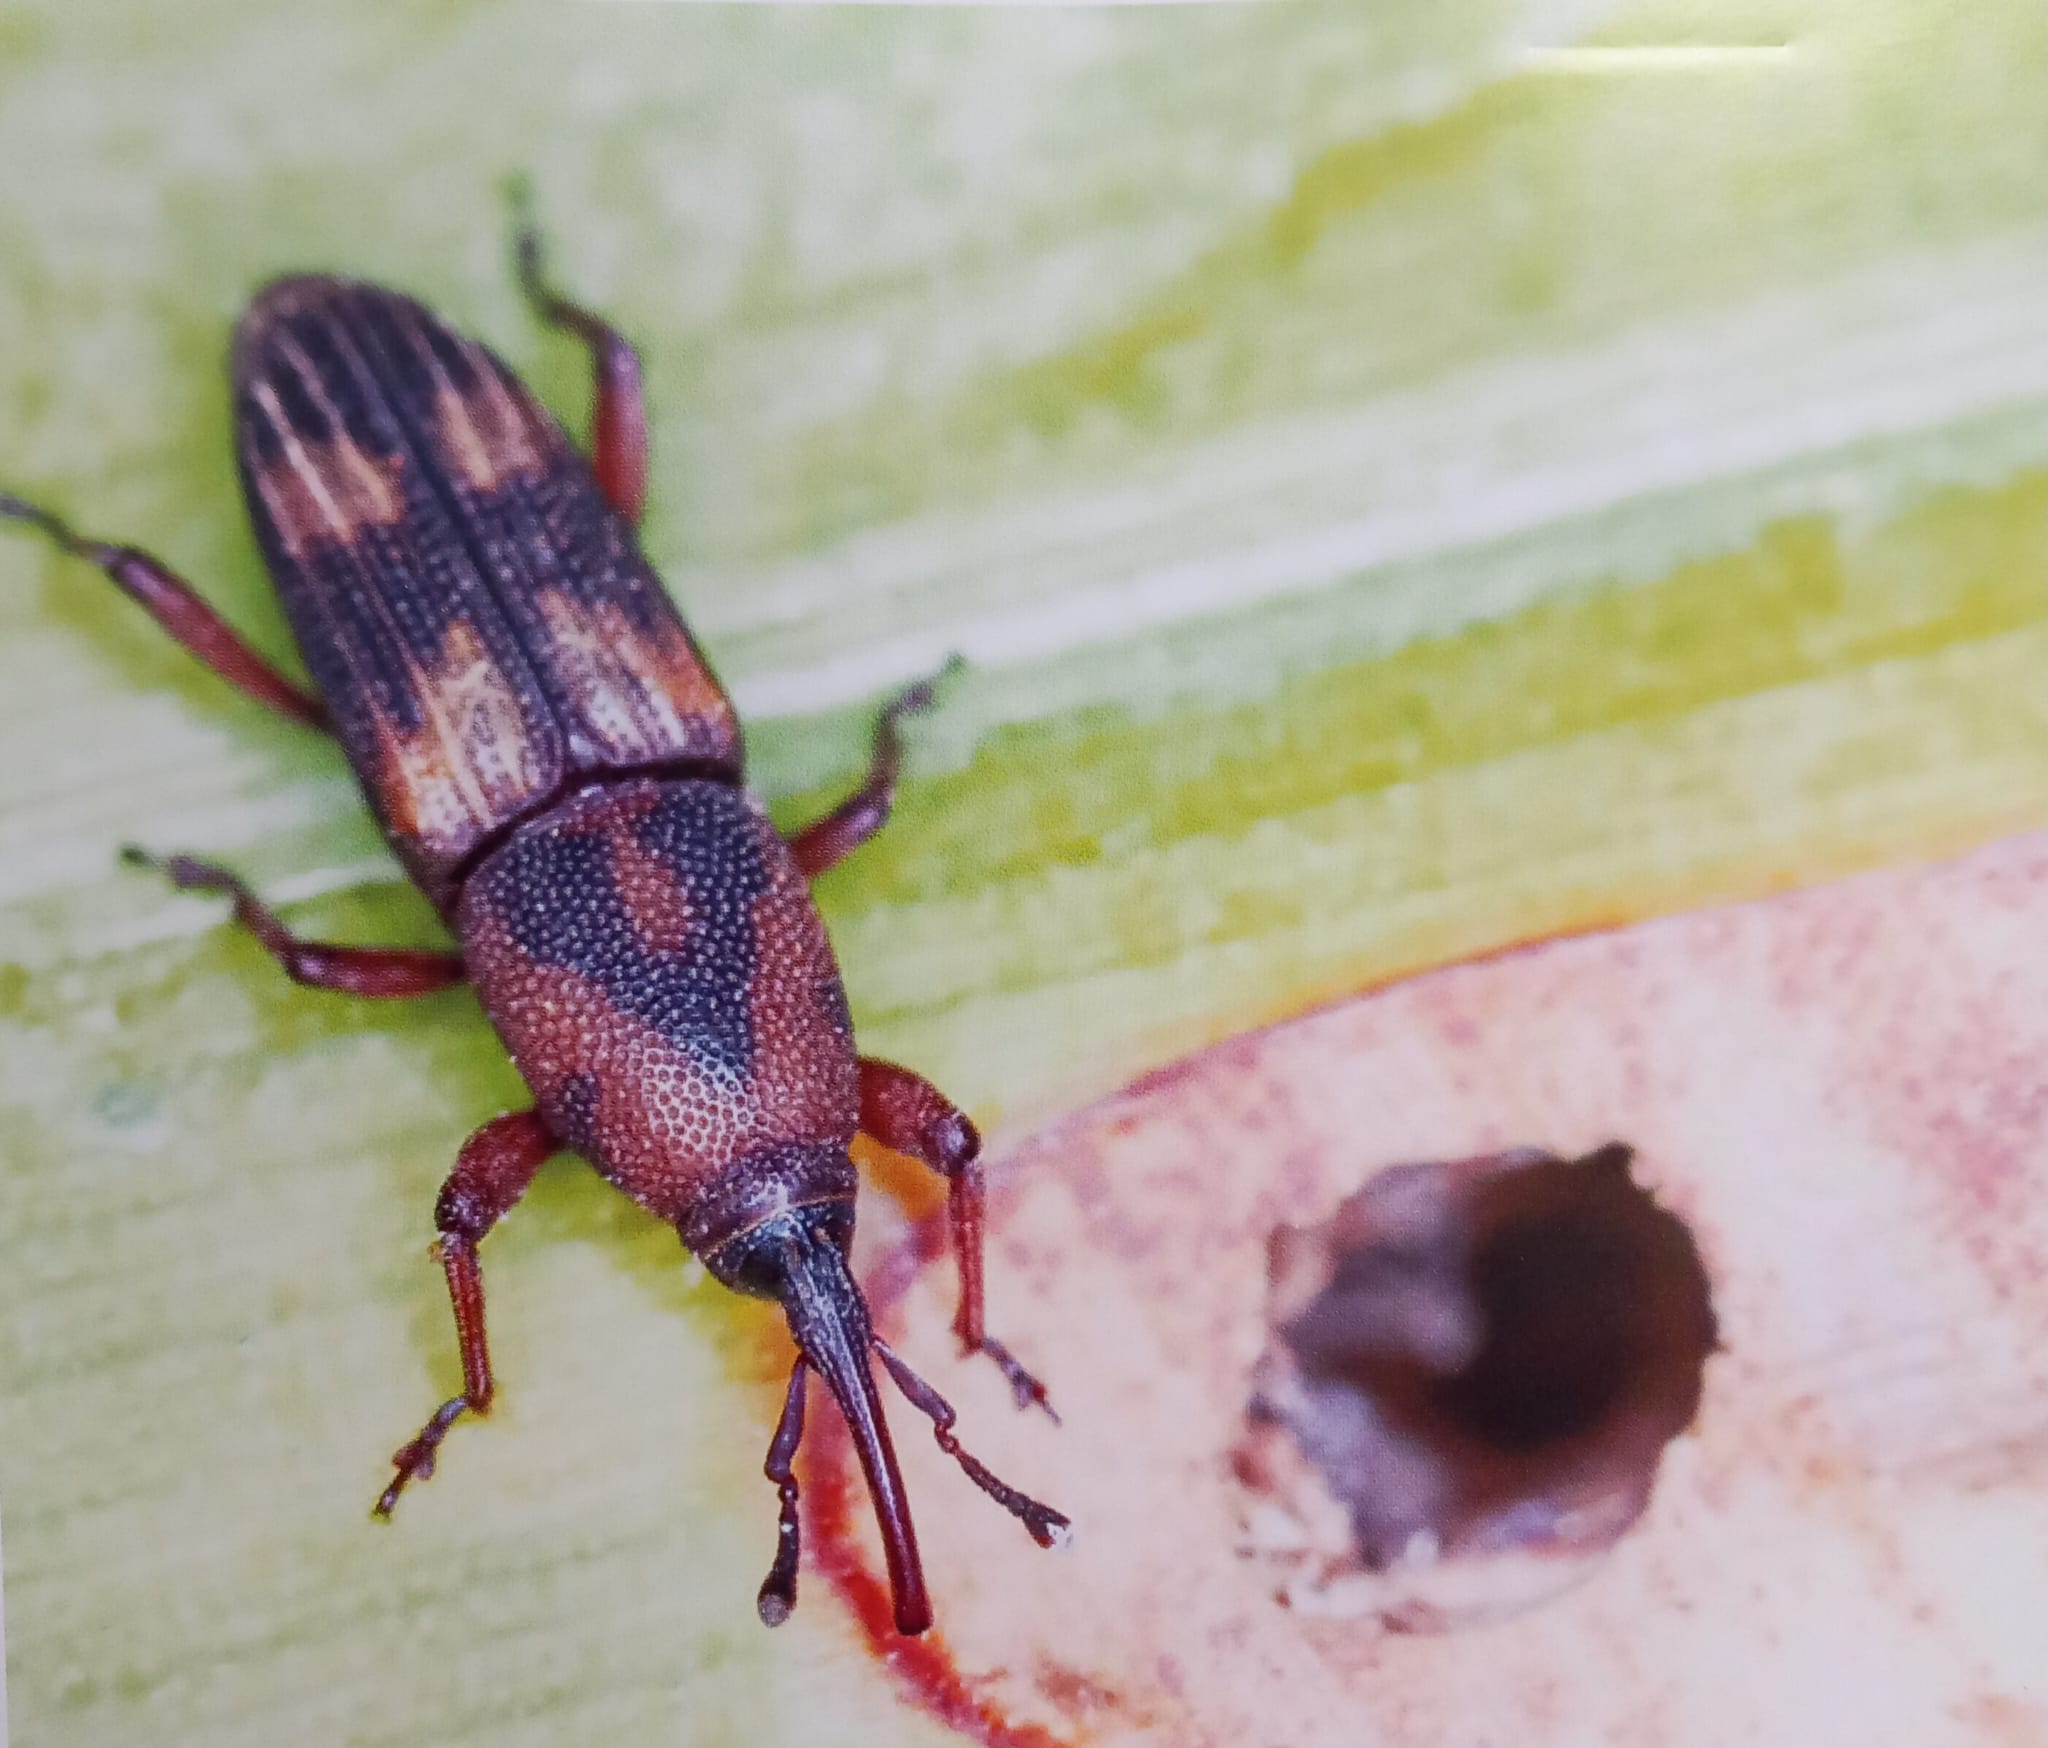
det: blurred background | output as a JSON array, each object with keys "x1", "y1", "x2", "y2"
[{"x1": 0, "y1": 3, "x2": 2042, "y2": 1745}]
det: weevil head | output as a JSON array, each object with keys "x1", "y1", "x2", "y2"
[
  {"x1": 692, "y1": 1144, "x2": 934, "y2": 1637},
  {"x1": 685, "y1": 1142, "x2": 862, "y2": 1301}
]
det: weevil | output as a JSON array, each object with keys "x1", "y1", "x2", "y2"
[{"x1": 0, "y1": 198, "x2": 1065, "y2": 1636}]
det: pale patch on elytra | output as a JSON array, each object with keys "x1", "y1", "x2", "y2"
[
  {"x1": 533, "y1": 588, "x2": 736, "y2": 763},
  {"x1": 245, "y1": 378, "x2": 404, "y2": 557},
  {"x1": 434, "y1": 374, "x2": 548, "y2": 492},
  {"x1": 368, "y1": 618, "x2": 547, "y2": 849}
]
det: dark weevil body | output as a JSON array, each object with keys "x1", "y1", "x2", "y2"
[{"x1": 1, "y1": 205, "x2": 1064, "y2": 1636}]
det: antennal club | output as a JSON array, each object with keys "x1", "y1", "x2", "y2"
[
  {"x1": 875, "y1": 1338, "x2": 1071, "y2": 1551},
  {"x1": 757, "y1": 1356, "x2": 810, "y2": 1628}
]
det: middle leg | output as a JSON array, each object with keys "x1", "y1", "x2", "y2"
[
  {"x1": 124, "y1": 848, "x2": 465, "y2": 997},
  {"x1": 789, "y1": 659, "x2": 962, "y2": 880},
  {"x1": 857, "y1": 1057, "x2": 1054, "y2": 1417}
]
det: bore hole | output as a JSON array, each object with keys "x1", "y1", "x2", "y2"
[
  {"x1": 1444, "y1": 1211, "x2": 1633, "y2": 1446},
  {"x1": 1239, "y1": 1142, "x2": 1716, "y2": 1622}
]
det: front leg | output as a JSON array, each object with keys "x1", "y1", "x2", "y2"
[
  {"x1": 376, "y1": 1109, "x2": 556, "y2": 1515},
  {"x1": 857, "y1": 1057, "x2": 1054, "y2": 1418}
]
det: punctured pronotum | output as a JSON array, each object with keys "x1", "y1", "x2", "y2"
[{"x1": 0, "y1": 191, "x2": 1066, "y2": 1637}]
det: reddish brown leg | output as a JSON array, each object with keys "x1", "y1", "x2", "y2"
[
  {"x1": 1, "y1": 491, "x2": 329, "y2": 728},
  {"x1": 376, "y1": 1109, "x2": 556, "y2": 1516},
  {"x1": 511, "y1": 190, "x2": 648, "y2": 525},
  {"x1": 123, "y1": 848, "x2": 465, "y2": 996},
  {"x1": 789, "y1": 658, "x2": 963, "y2": 880},
  {"x1": 857, "y1": 1057, "x2": 1055, "y2": 1418}
]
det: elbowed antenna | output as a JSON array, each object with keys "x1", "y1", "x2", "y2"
[
  {"x1": 873, "y1": 1338, "x2": 1071, "y2": 1554},
  {"x1": 755, "y1": 1215, "x2": 1072, "y2": 1637},
  {"x1": 771, "y1": 1224, "x2": 934, "y2": 1636}
]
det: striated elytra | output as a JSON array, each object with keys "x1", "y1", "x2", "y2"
[{"x1": 1, "y1": 194, "x2": 1064, "y2": 1638}]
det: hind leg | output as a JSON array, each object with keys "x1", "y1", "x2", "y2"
[
  {"x1": 1, "y1": 492, "x2": 328, "y2": 727},
  {"x1": 510, "y1": 190, "x2": 648, "y2": 525}
]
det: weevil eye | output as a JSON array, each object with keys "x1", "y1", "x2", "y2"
[
  {"x1": 804, "y1": 1198, "x2": 856, "y2": 1256},
  {"x1": 713, "y1": 1198, "x2": 856, "y2": 1297},
  {"x1": 696, "y1": 1222, "x2": 785, "y2": 1299},
  {"x1": 684, "y1": 1144, "x2": 860, "y2": 1297}
]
